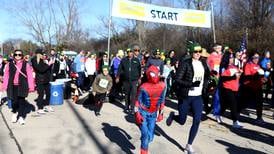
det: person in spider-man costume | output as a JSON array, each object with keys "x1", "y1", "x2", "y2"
[{"x1": 134, "y1": 65, "x2": 166, "y2": 154}]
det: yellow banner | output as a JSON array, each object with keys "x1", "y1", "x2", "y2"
[{"x1": 112, "y1": 0, "x2": 211, "y2": 28}]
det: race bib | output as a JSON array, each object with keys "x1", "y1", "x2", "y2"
[
  {"x1": 99, "y1": 79, "x2": 109, "y2": 88},
  {"x1": 229, "y1": 68, "x2": 238, "y2": 76}
]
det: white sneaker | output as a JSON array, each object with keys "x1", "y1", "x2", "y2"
[
  {"x1": 44, "y1": 106, "x2": 54, "y2": 112},
  {"x1": 215, "y1": 116, "x2": 223, "y2": 124},
  {"x1": 232, "y1": 121, "x2": 243, "y2": 128},
  {"x1": 185, "y1": 144, "x2": 195, "y2": 154},
  {"x1": 11, "y1": 113, "x2": 17, "y2": 123},
  {"x1": 18, "y1": 117, "x2": 25, "y2": 125},
  {"x1": 37, "y1": 109, "x2": 46, "y2": 114}
]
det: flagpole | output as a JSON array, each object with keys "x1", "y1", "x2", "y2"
[
  {"x1": 211, "y1": 1, "x2": 216, "y2": 44},
  {"x1": 245, "y1": 28, "x2": 248, "y2": 48},
  {"x1": 107, "y1": 0, "x2": 113, "y2": 64}
]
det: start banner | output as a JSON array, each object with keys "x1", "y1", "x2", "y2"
[{"x1": 112, "y1": 0, "x2": 211, "y2": 28}]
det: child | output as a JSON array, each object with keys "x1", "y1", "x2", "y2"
[
  {"x1": 92, "y1": 65, "x2": 112, "y2": 116},
  {"x1": 163, "y1": 58, "x2": 175, "y2": 97},
  {"x1": 135, "y1": 65, "x2": 166, "y2": 154}
]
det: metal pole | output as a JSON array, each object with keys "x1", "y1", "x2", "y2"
[
  {"x1": 0, "y1": 41, "x2": 3, "y2": 55},
  {"x1": 211, "y1": 1, "x2": 216, "y2": 44},
  {"x1": 107, "y1": 0, "x2": 113, "y2": 64},
  {"x1": 246, "y1": 28, "x2": 248, "y2": 47}
]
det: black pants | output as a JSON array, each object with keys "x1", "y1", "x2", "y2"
[
  {"x1": 239, "y1": 85, "x2": 263, "y2": 119},
  {"x1": 220, "y1": 87, "x2": 239, "y2": 122},
  {"x1": 94, "y1": 93, "x2": 106, "y2": 112},
  {"x1": 37, "y1": 83, "x2": 50, "y2": 110},
  {"x1": 11, "y1": 86, "x2": 27, "y2": 118},
  {"x1": 123, "y1": 80, "x2": 138, "y2": 110},
  {"x1": 88, "y1": 75, "x2": 95, "y2": 89}
]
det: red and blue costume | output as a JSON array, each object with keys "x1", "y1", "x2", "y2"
[{"x1": 135, "y1": 65, "x2": 166, "y2": 154}]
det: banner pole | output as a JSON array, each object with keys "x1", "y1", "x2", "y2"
[
  {"x1": 107, "y1": 0, "x2": 113, "y2": 64},
  {"x1": 211, "y1": 1, "x2": 216, "y2": 44}
]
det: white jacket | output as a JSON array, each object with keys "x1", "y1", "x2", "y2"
[{"x1": 85, "y1": 58, "x2": 96, "y2": 75}]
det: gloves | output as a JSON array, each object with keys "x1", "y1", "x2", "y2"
[
  {"x1": 135, "y1": 112, "x2": 144, "y2": 125},
  {"x1": 192, "y1": 81, "x2": 201, "y2": 87},
  {"x1": 157, "y1": 113, "x2": 163, "y2": 122}
]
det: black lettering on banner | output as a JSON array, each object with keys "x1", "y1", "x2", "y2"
[
  {"x1": 173, "y1": 12, "x2": 178, "y2": 21},
  {"x1": 151, "y1": 10, "x2": 156, "y2": 18},
  {"x1": 168, "y1": 12, "x2": 173, "y2": 20},
  {"x1": 150, "y1": 9, "x2": 179, "y2": 21},
  {"x1": 161, "y1": 11, "x2": 167, "y2": 19},
  {"x1": 156, "y1": 10, "x2": 161, "y2": 18}
]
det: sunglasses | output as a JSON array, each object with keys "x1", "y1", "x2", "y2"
[
  {"x1": 253, "y1": 56, "x2": 259, "y2": 59},
  {"x1": 134, "y1": 49, "x2": 140, "y2": 52},
  {"x1": 193, "y1": 50, "x2": 202, "y2": 53},
  {"x1": 14, "y1": 53, "x2": 22, "y2": 57}
]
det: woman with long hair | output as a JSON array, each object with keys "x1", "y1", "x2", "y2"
[{"x1": 218, "y1": 51, "x2": 243, "y2": 128}]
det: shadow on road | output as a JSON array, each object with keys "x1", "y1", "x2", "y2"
[
  {"x1": 206, "y1": 116, "x2": 274, "y2": 147},
  {"x1": 102, "y1": 122, "x2": 135, "y2": 154},
  {"x1": 215, "y1": 139, "x2": 267, "y2": 154},
  {"x1": 154, "y1": 124, "x2": 185, "y2": 152},
  {"x1": 66, "y1": 100, "x2": 110, "y2": 153}
]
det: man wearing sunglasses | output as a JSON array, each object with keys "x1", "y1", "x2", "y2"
[{"x1": 166, "y1": 43, "x2": 210, "y2": 154}]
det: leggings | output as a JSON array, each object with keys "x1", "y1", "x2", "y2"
[
  {"x1": 220, "y1": 87, "x2": 239, "y2": 122},
  {"x1": 173, "y1": 96, "x2": 203, "y2": 144}
]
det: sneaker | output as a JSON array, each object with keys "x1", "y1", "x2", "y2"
[
  {"x1": 232, "y1": 121, "x2": 243, "y2": 128},
  {"x1": 185, "y1": 144, "x2": 195, "y2": 154},
  {"x1": 95, "y1": 112, "x2": 101, "y2": 116},
  {"x1": 255, "y1": 118, "x2": 265, "y2": 125},
  {"x1": 166, "y1": 111, "x2": 175, "y2": 126},
  {"x1": 11, "y1": 113, "x2": 18, "y2": 123},
  {"x1": 18, "y1": 117, "x2": 25, "y2": 125},
  {"x1": 44, "y1": 106, "x2": 54, "y2": 112},
  {"x1": 215, "y1": 116, "x2": 223, "y2": 124},
  {"x1": 37, "y1": 109, "x2": 46, "y2": 114}
]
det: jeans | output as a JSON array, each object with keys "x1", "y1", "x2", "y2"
[
  {"x1": 139, "y1": 109, "x2": 157, "y2": 150},
  {"x1": 76, "y1": 72, "x2": 85, "y2": 90},
  {"x1": 174, "y1": 96, "x2": 203, "y2": 144}
]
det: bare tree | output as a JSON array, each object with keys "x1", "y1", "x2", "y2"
[{"x1": 6, "y1": 0, "x2": 87, "y2": 50}]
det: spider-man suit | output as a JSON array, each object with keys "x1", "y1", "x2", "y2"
[{"x1": 135, "y1": 65, "x2": 166, "y2": 154}]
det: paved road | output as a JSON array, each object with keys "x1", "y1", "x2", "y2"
[{"x1": 0, "y1": 93, "x2": 273, "y2": 154}]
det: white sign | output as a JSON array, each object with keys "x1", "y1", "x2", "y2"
[{"x1": 112, "y1": 0, "x2": 211, "y2": 28}]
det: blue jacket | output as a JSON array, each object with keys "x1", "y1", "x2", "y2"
[
  {"x1": 260, "y1": 58, "x2": 271, "y2": 70},
  {"x1": 73, "y1": 54, "x2": 85, "y2": 72},
  {"x1": 111, "y1": 57, "x2": 121, "y2": 76}
]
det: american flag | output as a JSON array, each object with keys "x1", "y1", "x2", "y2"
[
  {"x1": 239, "y1": 34, "x2": 247, "y2": 64},
  {"x1": 239, "y1": 34, "x2": 247, "y2": 53}
]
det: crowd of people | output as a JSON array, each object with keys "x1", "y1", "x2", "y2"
[{"x1": 0, "y1": 43, "x2": 273, "y2": 154}]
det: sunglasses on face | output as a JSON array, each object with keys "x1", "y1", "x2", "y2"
[
  {"x1": 134, "y1": 49, "x2": 140, "y2": 52},
  {"x1": 193, "y1": 50, "x2": 202, "y2": 53},
  {"x1": 253, "y1": 56, "x2": 259, "y2": 59},
  {"x1": 14, "y1": 53, "x2": 22, "y2": 57}
]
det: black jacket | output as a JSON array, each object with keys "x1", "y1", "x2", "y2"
[
  {"x1": 175, "y1": 57, "x2": 210, "y2": 99},
  {"x1": 7, "y1": 61, "x2": 29, "y2": 99},
  {"x1": 117, "y1": 56, "x2": 141, "y2": 81},
  {"x1": 31, "y1": 57, "x2": 51, "y2": 84},
  {"x1": 48, "y1": 57, "x2": 60, "y2": 81}
]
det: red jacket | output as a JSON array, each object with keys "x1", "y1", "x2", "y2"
[
  {"x1": 221, "y1": 65, "x2": 239, "y2": 91},
  {"x1": 243, "y1": 62, "x2": 263, "y2": 90}
]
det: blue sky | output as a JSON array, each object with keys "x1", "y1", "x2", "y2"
[{"x1": 0, "y1": 0, "x2": 111, "y2": 42}]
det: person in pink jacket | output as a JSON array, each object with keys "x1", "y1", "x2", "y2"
[{"x1": 3, "y1": 49, "x2": 35, "y2": 125}]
